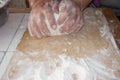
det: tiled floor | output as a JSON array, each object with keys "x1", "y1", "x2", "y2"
[
  {"x1": 0, "y1": 13, "x2": 29, "y2": 78},
  {"x1": 0, "y1": 52, "x2": 4, "y2": 63},
  {"x1": 0, "y1": 13, "x2": 25, "y2": 51}
]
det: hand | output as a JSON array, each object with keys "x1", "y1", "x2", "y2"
[
  {"x1": 28, "y1": 0, "x2": 58, "y2": 38},
  {"x1": 28, "y1": 0, "x2": 83, "y2": 39},
  {"x1": 58, "y1": 0, "x2": 83, "y2": 34}
]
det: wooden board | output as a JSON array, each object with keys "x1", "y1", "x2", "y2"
[
  {"x1": 8, "y1": 8, "x2": 31, "y2": 13},
  {"x1": 1, "y1": 8, "x2": 120, "y2": 80},
  {"x1": 102, "y1": 8, "x2": 120, "y2": 49},
  {"x1": 9, "y1": 0, "x2": 27, "y2": 8}
]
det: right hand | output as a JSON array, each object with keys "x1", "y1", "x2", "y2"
[
  {"x1": 28, "y1": 0, "x2": 84, "y2": 39},
  {"x1": 58, "y1": 0, "x2": 83, "y2": 34}
]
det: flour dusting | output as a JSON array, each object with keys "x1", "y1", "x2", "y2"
[
  {"x1": 4, "y1": 53, "x2": 93, "y2": 80},
  {"x1": 100, "y1": 24, "x2": 110, "y2": 38},
  {"x1": 2, "y1": 8, "x2": 120, "y2": 80},
  {"x1": 3, "y1": 52, "x2": 120, "y2": 80}
]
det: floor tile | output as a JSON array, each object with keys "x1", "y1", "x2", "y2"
[
  {"x1": 19, "y1": 14, "x2": 29, "y2": 29},
  {"x1": 0, "y1": 13, "x2": 25, "y2": 51},
  {"x1": 0, "y1": 52, "x2": 5, "y2": 64},
  {"x1": 8, "y1": 14, "x2": 29, "y2": 51},
  {"x1": 0, "y1": 51, "x2": 14, "y2": 79}
]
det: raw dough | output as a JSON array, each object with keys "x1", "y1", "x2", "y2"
[{"x1": 1, "y1": 8, "x2": 120, "y2": 80}]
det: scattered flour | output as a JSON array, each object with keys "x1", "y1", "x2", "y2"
[
  {"x1": 3, "y1": 52, "x2": 120, "y2": 80},
  {"x1": 2, "y1": 8, "x2": 120, "y2": 80},
  {"x1": 100, "y1": 24, "x2": 110, "y2": 38}
]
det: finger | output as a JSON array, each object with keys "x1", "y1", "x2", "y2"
[
  {"x1": 57, "y1": 10, "x2": 71, "y2": 26},
  {"x1": 41, "y1": 21, "x2": 51, "y2": 36},
  {"x1": 67, "y1": 15, "x2": 81, "y2": 33},
  {"x1": 57, "y1": 7, "x2": 70, "y2": 25},
  {"x1": 39, "y1": 12, "x2": 50, "y2": 36},
  {"x1": 60, "y1": 13, "x2": 77, "y2": 33},
  {"x1": 32, "y1": 22, "x2": 42, "y2": 39},
  {"x1": 75, "y1": 19, "x2": 84, "y2": 32},
  {"x1": 41, "y1": 15, "x2": 50, "y2": 36},
  {"x1": 30, "y1": 14, "x2": 42, "y2": 38},
  {"x1": 75, "y1": 25, "x2": 82, "y2": 32},
  {"x1": 28, "y1": 23, "x2": 38, "y2": 38},
  {"x1": 28, "y1": 15, "x2": 36, "y2": 37},
  {"x1": 28, "y1": 22, "x2": 35, "y2": 37},
  {"x1": 44, "y1": 5, "x2": 57, "y2": 30}
]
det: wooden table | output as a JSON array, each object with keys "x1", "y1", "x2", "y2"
[
  {"x1": 102, "y1": 8, "x2": 120, "y2": 49},
  {"x1": 9, "y1": 8, "x2": 120, "y2": 49}
]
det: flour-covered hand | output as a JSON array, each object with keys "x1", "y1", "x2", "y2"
[{"x1": 28, "y1": 0, "x2": 83, "y2": 39}]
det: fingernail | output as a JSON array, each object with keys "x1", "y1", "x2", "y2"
[{"x1": 52, "y1": 25, "x2": 57, "y2": 30}]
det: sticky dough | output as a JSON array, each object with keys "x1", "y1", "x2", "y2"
[{"x1": 1, "y1": 8, "x2": 120, "y2": 80}]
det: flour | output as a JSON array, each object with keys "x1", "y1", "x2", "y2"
[
  {"x1": 95, "y1": 10, "x2": 103, "y2": 16},
  {"x1": 2, "y1": 8, "x2": 120, "y2": 80},
  {"x1": 99, "y1": 24, "x2": 111, "y2": 39},
  {"x1": 5, "y1": 53, "x2": 92, "y2": 80},
  {"x1": 95, "y1": 10, "x2": 118, "y2": 53},
  {"x1": 97, "y1": 47, "x2": 110, "y2": 56},
  {"x1": 4, "y1": 52, "x2": 120, "y2": 80},
  {"x1": 0, "y1": 0, "x2": 9, "y2": 8},
  {"x1": 96, "y1": 10, "x2": 120, "y2": 54}
]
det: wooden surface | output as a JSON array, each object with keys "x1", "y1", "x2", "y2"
[
  {"x1": 102, "y1": 8, "x2": 120, "y2": 49},
  {"x1": 9, "y1": 0, "x2": 27, "y2": 8},
  {"x1": 2, "y1": 8, "x2": 120, "y2": 80},
  {"x1": 9, "y1": 8, "x2": 120, "y2": 48},
  {"x1": 8, "y1": 8, "x2": 31, "y2": 13}
]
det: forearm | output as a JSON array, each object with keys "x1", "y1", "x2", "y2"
[{"x1": 74, "y1": 0, "x2": 92, "y2": 10}]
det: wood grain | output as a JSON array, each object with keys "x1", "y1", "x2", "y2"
[
  {"x1": 9, "y1": 0, "x2": 27, "y2": 8},
  {"x1": 103, "y1": 8, "x2": 120, "y2": 49},
  {"x1": 8, "y1": 8, "x2": 31, "y2": 13}
]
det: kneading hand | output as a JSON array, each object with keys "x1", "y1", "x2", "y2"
[{"x1": 28, "y1": 0, "x2": 83, "y2": 39}]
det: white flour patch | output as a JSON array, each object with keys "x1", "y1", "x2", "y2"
[
  {"x1": 4, "y1": 53, "x2": 120, "y2": 80},
  {"x1": 97, "y1": 47, "x2": 110, "y2": 56},
  {"x1": 99, "y1": 24, "x2": 110, "y2": 39},
  {"x1": 95, "y1": 10, "x2": 103, "y2": 16}
]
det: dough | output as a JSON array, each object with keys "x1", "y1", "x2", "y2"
[{"x1": 1, "y1": 8, "x2": 120, "y2": 80}]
